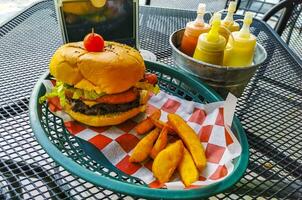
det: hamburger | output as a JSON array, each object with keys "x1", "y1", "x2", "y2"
[{"x1": 40, "y1": 41, "x2": 159, "y2": 127}]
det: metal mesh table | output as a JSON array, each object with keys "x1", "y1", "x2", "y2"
[{"x1": 0, "y1": 1, "x2": 301, "y2": 199}]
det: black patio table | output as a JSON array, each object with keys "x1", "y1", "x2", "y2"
[{"x1": 0, "y1": 0, "x2": 301, "y2": 199}]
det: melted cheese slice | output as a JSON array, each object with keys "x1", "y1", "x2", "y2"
[{"x1": 82, "y1": 100, "x2": 99, "y2": 107}]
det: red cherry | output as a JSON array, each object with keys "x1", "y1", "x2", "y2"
[
  {"x1": 83, "y1": 30, "x2": 104, "y2": 52},
  {"x1": 145, "y1": 73, "x2": 158, "y2": 85}
]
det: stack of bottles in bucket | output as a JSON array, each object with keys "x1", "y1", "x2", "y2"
[{"x1": 180, "y1": 1, "x2": 257, "y2": 67}]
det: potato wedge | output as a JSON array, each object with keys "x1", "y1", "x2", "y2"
[
  {"x1": 149, "y1": 117, "x2": 176, "y2": 134},
  {"x1": 129, "y1": 128, "x2": 160, "y2": 163},
  {"x1": 135, "y1": 109, "x2": 161, "y2": 135},
  {"x1": 150, "y1": 126, "x2": 168, "y2": 159},
  {"x1": 178, "y1": 147, "x2": 199, "y2": 187},
  {"x1": 152, "y1": 140, "x2": 184, "y2": 183},
  {"x1": 168, "y1": 113, "x2": 206, "y2": 172}
]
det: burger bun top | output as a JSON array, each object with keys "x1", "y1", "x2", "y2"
[{"x1": 49, "y1": 41, "x2": 145, "y2": 94}]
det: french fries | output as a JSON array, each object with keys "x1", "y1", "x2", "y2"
[
  {"x1": 178, "y1": 147, "x2": 199, "y2": 187},
  {"x1": 131, "y1": 109, "x2": 208, "y2": 187},
  {"x1": 150, "y1": 126, "x2": 168, "y2": 159},
  {"x1": 135, "y1": 109, "x2": 161, "y2": 135},
  {"x1": 152, "y1": 140, "x2": 184, "y2": 183},
  {"x1": 149, "y1": 117, "x2": 176, "y2": 134},
  {"x1": 168, "y1": 113, "x2": 206, "y2": 172},
  {"x1": 129, "y1": 128, "x2": 160, "y2": 163}
]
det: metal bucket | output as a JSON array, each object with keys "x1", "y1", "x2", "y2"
[{"x1": 169, "y1": 29, "x2": 267, "y2": 98}]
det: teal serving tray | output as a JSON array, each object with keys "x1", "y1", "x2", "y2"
[{"x1": 29, "y1": 61, "x2": 249, "y2": 199}]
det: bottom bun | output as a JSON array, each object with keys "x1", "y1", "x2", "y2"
[{"x1": 65, "y1": 103, "x2": 146, "y2": 127}]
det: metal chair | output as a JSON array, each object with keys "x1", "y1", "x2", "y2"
[
  {"x1": 143, "y1": 0, "x2": 235, "y2": 11},
  {"x1": 238, "y1": 0, "x2": 282, "y2": 18},
  {"x1": 143, "y1": 0, "x2": 282, "y2": 16},
  {"x1": 262, "y1": 0, "x2": 302, "y2": 57}
]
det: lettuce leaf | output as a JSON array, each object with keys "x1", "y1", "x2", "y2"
[
  {"x1": 39, "y1": 81, "x2": 107, "y2": 106},
  {"x1": 39, "y1": 81, "x2": 67, "y2": 106},
  {"x1": 72, "y1": 89, "x2": 83, "y2": 99},
  {"x1": 135, "y1": 82, "x2": 160, "y2": 94},
  {"x1": 84, "y1": 90, "x2": 104, "y2": 100}
]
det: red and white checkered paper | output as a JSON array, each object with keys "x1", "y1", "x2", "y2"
[{"x1": 43, "y1": 80, "x2": 241, "y2": 190}]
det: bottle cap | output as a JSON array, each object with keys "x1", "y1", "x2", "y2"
[
  {"x1": 211, "y1": 12, "x2": 222, "y2": 26},
  {"x1": 228, "y1": 1, "x2": 237, "y2": 13},
  {"x1": 197, "y1": 3, "x2": 206, "y2": 14},
  {"x1": 207, "y1": 12, "x2": 222, "y2": 42},
  {"x1": 194, "y1": 3, "x2": 206, "y2": 26},
  {"x1": 196, "y1": 13, "x2": 226, "y2": 52},
  {"x1": 222, "y1": 1, "x2": 237, "y2": 27},
  {"x1": 239, "y1": 12, "x2": 254, "y2": 38},
  {"x1": 243, "y1": 11, "x2": 254, "y2": 25}
]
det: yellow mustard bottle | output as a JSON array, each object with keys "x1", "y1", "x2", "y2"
[
  {"x1": 219, "y1": 1, "x2": 240, "y2": 41},
  {"x1": 193, "y1": 13, "x2": 226, "y2": 65},
  {"x1": 180, "y1": 3, "x2": 210, "y2": 57},
  {"x1": 223, "y1": 12, "x2": 257, "y2": 67}
]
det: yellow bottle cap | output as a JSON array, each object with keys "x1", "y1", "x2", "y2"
[
  {"x1": 196, "y1": 13, "x2": 226, "y2": 52},
  {"x1": 228, "y1": 1, "x2": 237, "y2": 13},
  {"x1": 243, "y1": 11, "x2": 253, "y2": 25},
  {"x1": 207, "y1": 12, "x2": 222, "y2": 42},
  {"x1": 239, "y1": 12, "x2": 254, "y2": 38},
  {"x1": 222, "y1": 1, "x2": 237, "y2": 27},
  {"x1": 229, "y1": 11, "x2": 256, "y2": 48}
]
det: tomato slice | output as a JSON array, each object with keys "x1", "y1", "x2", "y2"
[
  {"x1": 144, "y1": 73, "x2": 158, "y2": 85},
  {"x1": 93, "y1": 89, "x2": 139, "y2": 104}
]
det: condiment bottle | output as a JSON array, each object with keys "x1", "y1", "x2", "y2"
[
  {"x1": 180, "y1": 3, "x2": 210, "y2": 56},
  {"x1": 219, "y1": 1, "x2": 240, "y2": 40},
  {"x1": 223, "y1": 12, "x2": 256, "y2": 67},
  {"x1": 193, "y1": 13, "x2": 226, "y2": 65}
]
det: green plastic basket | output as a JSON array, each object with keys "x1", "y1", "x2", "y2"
[{"x1": 29, "y1": 61, "x2": 249, "y2": 200}]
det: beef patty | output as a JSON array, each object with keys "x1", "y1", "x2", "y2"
[{"x1": 67, "y1": 97, "x2": 140, "y2": 115}]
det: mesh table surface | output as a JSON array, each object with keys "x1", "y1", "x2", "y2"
[
  {"x1": 281, "y1": 3, "x2": 302, "y2": 60},
  {"x1": 0, "y1": 1, "x2": 301, "y2": 199}
]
